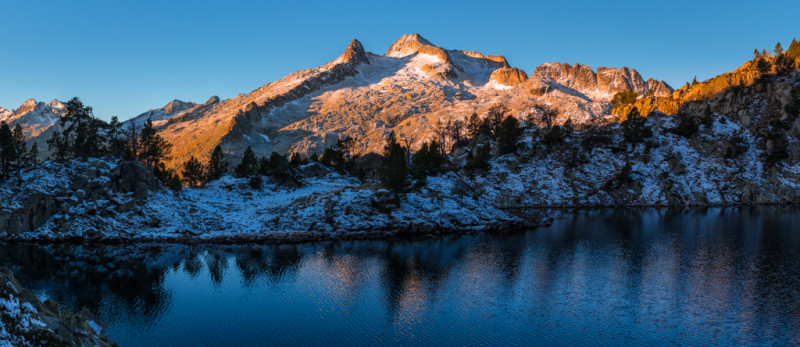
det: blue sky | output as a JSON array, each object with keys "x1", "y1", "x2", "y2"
[{"x1": 1, "y1": 0, "x2": 797, "y2": 120}]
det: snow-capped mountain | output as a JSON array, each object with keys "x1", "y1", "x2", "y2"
[
  {"x1": 125, "y1": 99, "x2": 198, "y2": 127},
  {"x1": 0, "y1": 99, "x2": 65, "y2": 137},
  {"x1": 133, "y1": 34, "x2": 671, "y2": 169}
]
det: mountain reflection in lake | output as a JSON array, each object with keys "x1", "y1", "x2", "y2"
[{"x1": 1, "y1": 207, "x2": 799, "y2": 346}]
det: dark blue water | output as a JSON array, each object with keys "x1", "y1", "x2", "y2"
[{"x1": 2, "y1": 207, "x2": 800, "y2": 346}]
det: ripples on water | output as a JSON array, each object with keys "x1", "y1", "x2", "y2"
[{"x1": 1, "y1": 207, "x2": 799, "y2": 346}]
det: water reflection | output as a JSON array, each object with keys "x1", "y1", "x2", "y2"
[{"x1": 1, "y1": 207, "x2": 799, "y2": 346}]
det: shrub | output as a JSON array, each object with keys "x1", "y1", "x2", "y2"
[
  {"x1": 611, "y1": 89, "x2": 638, "y2": 106},
  {"x1": 621, "y1": 107, "x2": 652, "y2": 144},
  {"x1": 669, "y1": 112, "x2": 699, "y2": 139},
  {"x1": 723, "y1": 131, "x2": 748, "y2": 160}
]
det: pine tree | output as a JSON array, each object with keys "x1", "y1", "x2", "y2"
[
  {"x1": 381, "y1": 132, "x2": 409, "y2": 199},
  {"x1": 58, "y1": 97, "x2": 106, "y2": 159},
  {"x1": 774, "y1": 53, "x2": 796, "y2": 76},
  {"x1": 107, "y1": 116, "x2": 127, "y2": 158},
  {"x1": 258, "y1": 156, "x2": 270, "y2": 176},
  {"x1": 754, "y1": 48, "x2": 761, "y2": 59},
  {"x1": 533, "y1": 103, "x2": 558, "y2": 129},
  {"x1": 775, "y1": 42, "x2": 784, "y2": 56},
  {"x1": 756, "y1": 57, "x2": 771, "y2": 74},
  {"x1": 11, "y1": 125, "x2": 25, "y2": 177},
  {"x1": 138, "y1": 118, "x2": 172, "y2": 169},
  {"x1": 235, "y1": 146, "x2": 259, "y2": 178},
  {"x1": 0, "y1": 122, "x2": 13, "y2": 180},
  {"x1": 182, "y1": 156, "x2": 205, "y2": 187},
  {"x1": 289, "y1": 152, "x2": 304, "y2": 167},
  {"x1": 28, "y1": 143, "x2": 38, "y2": 169},
  {"x1": 205, "y1": 145, "x2": 228, "y2": 181},
  {"x1": 692, "y1": 76, "x2": 698, "y2": 85},
  {"x1": 124, "y1": 120, "x2": 140, "y2": 160},
  {"x1": 412, "y1": 140, "x2": 446, "y2": 179},
  {"x1": 621, "y1": 107, "x2": 652, "y2": 144},
  {"x1": 496, "y1": 115, "x2": 523, "y2": 154},
  {"x1": 47, "y1": 130, "x2": 67, "y2": 162},
  {"x1": 486, "y1": 104, "x2": 508, "y2": 135},
  {"x1": 787, "y1": 38, "x2": 800, "y2": 58},
  {"x1": 467, "y1": 113, "x2": 482, "y2": 137}
]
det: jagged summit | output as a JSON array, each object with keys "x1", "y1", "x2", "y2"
[
  {"x1": 337, "y1": 39, "x2": 370, "y2": 65},
  {"x1": 163, "y1": 99, "x2": 194, "y2": 114},
  {"x1": 13, "y1": 34, "x2": 676, "y2": 172},
  {"x1": 205, "y1": 96, "x2": 220, "y2": 105},
  {"x1": 386, "y1": 34, "x2": 435, "y2": 57},
  {"x1": 532, "y1": 62, "x2": 673, "y2": 101}
]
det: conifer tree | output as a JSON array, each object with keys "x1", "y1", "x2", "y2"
[
  {"x1": 57, "y1": 97, "x2": 106, "y2": 159},
  {"x1": 205, "y1": 145, "x2": 228, "y2": 180},
  {"x1": 138, "y1": 118, "x2": 171, "y2": 169},
  {"x1": 11, "y1": 125, "x2": 25, "y2": 178},
  {"x1": 486, "y1": 104, "x2": 508, "y2": 135},
  {"x1": 182, "y1": 156, "x2": 205, "y2": 187},
  {"x1": 412, "y1": 140, "x2": 446, "y2": 179},
  {"x1": 496, "y1": 115, "x2": 523, "y2": 154},
  {"x1": 381, "y1": 131, "x2": 409, "y2": 199},
  {"x1": 774, "y1": 53, "x2": 796, "y2": 76},
  {"x1": 28, "y1": 143, "x2": 38, "y2": 169},
  {"x1": 289, "y1": 152, "x2": 304, "y2": 167},
  {"x1": 0, "y1": 122, "x2": 13, "y2": 180},
  {"x1": 775, "y1": 42, "x2": 783, "y2": 56},
  {"x1": 756, "y1": 57, "x2": 771, "y2": 74},
  {"x1": 621, "y1": 107, "x2": 652, "y2": 144},
  {"x1": 235, "y1": 146, "x2": 259, "y2": 177},
  {"x1": 787, "y1": 38, "x2": 800, "y2": 58},
  {"x1": 467, "y1": 113, "x2": 482, "y2": 137},
  {"x1": 533, "y1": 103, "x2": 558, "y2": 129},
  {"x1": 107, "y1": 116, "x2": 127, "y2": 158}
]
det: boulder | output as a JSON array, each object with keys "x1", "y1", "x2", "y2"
[{"x1": 299, "y1": 162, "x2": 333, "y2": 178}]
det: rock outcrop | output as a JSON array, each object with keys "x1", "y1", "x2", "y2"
[
  {"x1": 490, "y1": 67, "x2": 529, "y2": 87},
  {"x1": 0, "y1": 268, "x2": 116, "y2": 346},
  {"x1": 0, "y1": 160, "x2": 161, "y2": 236},
  {"x1": 531, "y1": 63, "x2": 673, "y2": 101}
]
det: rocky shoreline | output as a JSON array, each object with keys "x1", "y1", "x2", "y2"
[
  {"x1": 0, "y1": 268, "x2": 116, "y2": 346},
  {"x1": 0, "y1": 218, "x2": 552, "y2": 245}
]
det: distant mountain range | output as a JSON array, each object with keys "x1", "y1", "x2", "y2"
[{"x1": 3, "y1": 33, "x2": 679, "y2": 169}]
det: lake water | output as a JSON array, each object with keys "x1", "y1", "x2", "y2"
[{"x1": 2, "y1": 207, "x2": 799, "y2": 346}]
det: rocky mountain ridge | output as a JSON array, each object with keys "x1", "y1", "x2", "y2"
[
  {"x1": 0, "y1": 99, "x2": 65, "y2": 137},
  {"x1": 7, "y1": 34, "x2": 673, "y2": 171},
  {"x1": 132, "y1": 34, "x2": 671, "y2": 170}
]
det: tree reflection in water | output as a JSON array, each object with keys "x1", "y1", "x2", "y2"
[{"x1": 0, "y1": 206, "x2": 798, "y2": 346}]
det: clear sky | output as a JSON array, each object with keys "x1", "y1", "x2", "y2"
[{"x1": 1, "y1": 0, "x2": 797, "y2": 121}]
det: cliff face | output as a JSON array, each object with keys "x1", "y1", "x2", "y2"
[
  {"x1": 531, "y1": 63, "x2": 673, "y2": 101},
  {"x1": 614, "y1": 57, "x2": 800, "y2": 127},
  {"x1": 490, "y1": 67, "x2": 529, "y2": 87}
]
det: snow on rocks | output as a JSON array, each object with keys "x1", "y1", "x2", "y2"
[{"x1": 0, "y1": 268, "x2": 115, "y2": 346}]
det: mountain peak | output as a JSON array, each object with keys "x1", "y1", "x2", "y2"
[
  {"x1": 15, "y1": 98, "x2": 39, "y2": 115},
  {"x1": 337, "y1": 39, "x2": 369, "y2": 65},
  {"x1": 386, "y1": 33, "x2": 435, "y2": 57}
]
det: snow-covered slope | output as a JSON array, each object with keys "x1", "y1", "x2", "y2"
[{"x1": 135, "y1": 34, "x2": 670, "y2": 170}]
